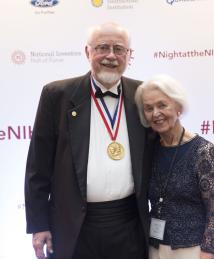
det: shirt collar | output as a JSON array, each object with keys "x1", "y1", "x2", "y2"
[{"x1": 92, "y1": 76, "x2": 121, "y2": 95}]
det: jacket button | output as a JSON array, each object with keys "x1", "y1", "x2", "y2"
[{"x1": 71, "y1": 111, "x2": 77, "y2": 117}]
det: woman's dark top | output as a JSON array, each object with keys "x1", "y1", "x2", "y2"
[{"x1": 149, "y1": 135, "x2": 214, "y2": 254}]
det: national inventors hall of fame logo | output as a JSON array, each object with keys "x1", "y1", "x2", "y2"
[
  {"x1": 91, "y1": 0, "x2": 103, "y2": 7},
  {"x1": 11, "y1": 50, "x2": 26, "y2": 64}
]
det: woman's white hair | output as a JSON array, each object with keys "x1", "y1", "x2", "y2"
[{"x1": 135, "y1": 74, "x2": 188, "y2": 127}]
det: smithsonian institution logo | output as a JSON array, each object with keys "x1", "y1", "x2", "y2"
[
  {"x1": 91, "y1": 0, "x2": 103, "y2": 7},
  {"x1": 30, "y1": 0, "x2": 59, "y2": 7},
  {"x1": 91, "y1": 0, "x2": 139, "y2": 9}
]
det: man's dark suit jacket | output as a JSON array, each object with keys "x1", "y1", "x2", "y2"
[{"x1": 25, "y1": 72, "x2": 152, "y2": 259}]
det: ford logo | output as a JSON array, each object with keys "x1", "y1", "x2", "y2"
[{"x1": 30, "y1": 0, "x2": 59, "y2": 7}]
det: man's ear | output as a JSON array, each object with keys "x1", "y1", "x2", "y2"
[
  {"x1": 128, "y1": 49, "x2": 134, "y2": 66},
  {"x1": 85, "y1": 46, "x2": 90, "y2": 59}
]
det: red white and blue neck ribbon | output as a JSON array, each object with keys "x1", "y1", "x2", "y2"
[{"x1": 91, "y1": 77, "x2": 123, "y2": 141}]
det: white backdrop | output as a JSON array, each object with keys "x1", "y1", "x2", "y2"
[{"x1": 0, "y1": 1, "x2": 213, "y2": 258}]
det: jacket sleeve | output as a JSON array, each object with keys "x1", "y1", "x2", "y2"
[
  {"x1": 24, "y1": 85, "x2": 56, "y2": 233},
  {"x1": 198, "y1": 141, "x2": 214, "y2": 254}
]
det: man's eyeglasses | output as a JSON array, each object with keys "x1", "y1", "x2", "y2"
[{"x1": 91, "y1": 44, "x2": 130, "y2": 56}]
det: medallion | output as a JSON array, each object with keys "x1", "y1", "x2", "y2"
[{"x1": 107, "y1": 142, "x2": 125, "y2": 160}]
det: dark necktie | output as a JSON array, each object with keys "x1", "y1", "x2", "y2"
[{"x1": 95, "y1": 86, "x2": 121, "y2": 99}]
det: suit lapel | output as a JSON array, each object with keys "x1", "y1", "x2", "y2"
[
  {"x1": 122, "y1": 78, "x2": 145, "y2": 197},
  {"x1": 67, "y1": 74, "x2": 144, "y2": 201},
  {"x1": 67, "y1": 73, "x2": 91, "y2": 201}
]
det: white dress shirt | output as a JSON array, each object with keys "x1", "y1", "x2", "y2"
[{"x1": 86, "y1": 78, "x2": 134, "y2": 202}]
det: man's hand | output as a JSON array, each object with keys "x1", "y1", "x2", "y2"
[
  {"x1": 32, "y1": 231, "x2": 53, "y2": 259},
  {"x1": 200, "y1": 251, "x2": 214, "y2": 259}
]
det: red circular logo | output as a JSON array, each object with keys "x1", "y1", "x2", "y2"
[{"x1": 11, "y1": 50, "x2": 26, "y2": 64}]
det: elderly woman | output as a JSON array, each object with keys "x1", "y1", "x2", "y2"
[{"x1": 135, "y1": 74, "x2": 214, "y2": 259}]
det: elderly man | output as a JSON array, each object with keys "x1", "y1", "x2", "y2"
[{"x1": 25, "y1": 22, "x2": 152, "y2": 259}]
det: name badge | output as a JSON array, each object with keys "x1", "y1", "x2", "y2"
[{"x1": 149, "y1": 218, "x2": 166, "y2": 240}]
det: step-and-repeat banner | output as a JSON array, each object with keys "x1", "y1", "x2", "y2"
[{"x1": 0, "y1": 1, "x2": 213, "y2": 258}]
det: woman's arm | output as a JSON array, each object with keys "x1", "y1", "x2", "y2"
[{"x1": 197, "y1": 141, "x2": 214, "y2": 255}]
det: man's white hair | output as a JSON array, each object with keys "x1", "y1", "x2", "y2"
[{"x1": 86, "y1": 22, "x2": 131, "y2": 47}]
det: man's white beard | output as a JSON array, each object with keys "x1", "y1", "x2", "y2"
[{"x1": 97, "y1": 71, "x2": 121, "y2": 85}]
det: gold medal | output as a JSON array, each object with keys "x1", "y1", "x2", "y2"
[{"x1": 107, "y1": 142, "x2": 125, "y2": 160}]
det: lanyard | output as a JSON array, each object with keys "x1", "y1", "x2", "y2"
[{"x1": 154, "y1": 127, "x2": 185, "y2": 217}]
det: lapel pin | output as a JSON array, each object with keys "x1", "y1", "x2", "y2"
[{"x1": 71, "y1": 111, "x2": 77, "y2": 117}]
